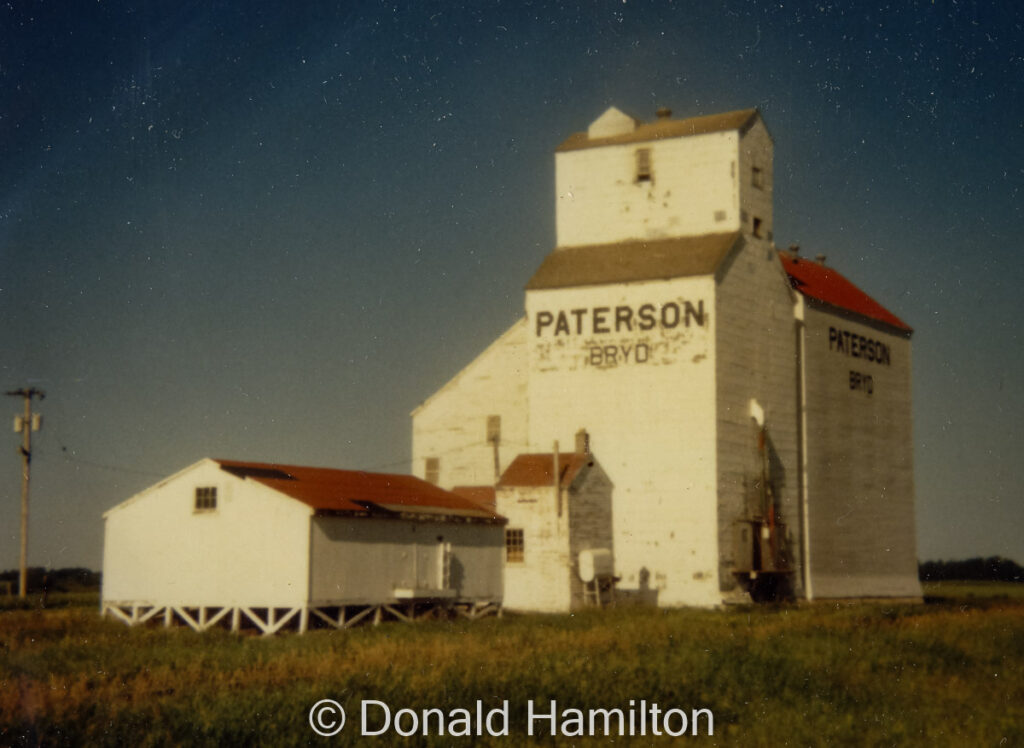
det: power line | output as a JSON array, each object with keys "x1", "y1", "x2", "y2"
[{"x1": 6, "y1": 387, "x2": 44, "y2": 599}]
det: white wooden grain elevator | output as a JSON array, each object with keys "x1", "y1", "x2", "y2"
[{"x1": 412, "y1": 106, "x2": 921, "y2": 607}]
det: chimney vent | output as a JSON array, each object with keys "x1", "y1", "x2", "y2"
[
  {"x1": 789, "y1": 244, "x2": 800, "y2": 254},
  {"x1": 815, "y1": 254, "x2": 827, "y2": 265},
  {"x1": 575, "y1": 428, "x2": 591, "y2": 455},
  {"x1": 655, "y1": 106, "x2": 672, "y2": 120}
]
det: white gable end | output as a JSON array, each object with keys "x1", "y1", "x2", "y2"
[{"x1": 587, "y1": 106, "x2": 638, "y2": 139}]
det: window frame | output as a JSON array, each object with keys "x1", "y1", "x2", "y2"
[
  {"x1": 194, "y1": 486, "x2": 217, "y2": 512},
  {"x1": 505, "y1": 528, "x2": 525, "y2": 563},
  {"x1": 635, "y1": 148, "x2": 652, "y2": 183},
  {"x1": 425, "y1": 457, "x2": 440, "y2": 485}
]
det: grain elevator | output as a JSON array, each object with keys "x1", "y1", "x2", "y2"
[{"x1": 412, "y1": 106, "x2": 921, "y2": 607}]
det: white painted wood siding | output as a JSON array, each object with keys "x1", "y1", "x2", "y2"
[
  {"x1": 555, "y1": 131, "x2": 741, "y2": 247},
  {"x1": 102, "y1": 459, "x2": 311, "y2": 608},
  {"x1": 525, "y1": 276, "x2": 721, "y2": 607},
  {"x1": 498, "y1": 484, "x2": 572, "y2": 612},
  {"x1": 498, "y1": 461, "x2": 614, "y2": 613},
  {"x1": 412, "y1": 319, "x2": 528, "y2": 488}
]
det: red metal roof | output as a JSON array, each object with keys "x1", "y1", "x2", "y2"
[
  {"x1": 497, "y1": 453, "x2": 592, "y2": 489},
  {"x1": 451, "y1": 486, "x2": 497, "y2": 511},
  {"x1": 779, "y1": 252, "x2": 912, "y2": 333},
  {"x1": 214, "y1": 459, "x2": 503, "y2": 522}
]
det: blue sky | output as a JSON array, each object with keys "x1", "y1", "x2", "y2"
[{"x1": 2, "y1": 0, "x2": 1021, "y2": 570}]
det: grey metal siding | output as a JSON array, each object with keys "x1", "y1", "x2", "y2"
[
  {"x1": 308, "y1": 517, "x2": 503, "y2": 605},
  {"x1": 801, "y1": 304, "x2": 921, "y2": 598}
]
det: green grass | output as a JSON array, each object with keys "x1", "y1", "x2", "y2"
[
  {"x1": 922, "y1": 580, "x2": 1024, "y2": 600},
  {"x1": 1, "y1": 594, "x2": 1022, "y2": 746}
]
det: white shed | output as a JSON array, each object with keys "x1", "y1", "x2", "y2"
[
  {"x1": 496, "y1": 448, "x2": 614, "y2": 613},
  {"x1": 102, "y1": 458, "x2": 505, "y2": 633}
]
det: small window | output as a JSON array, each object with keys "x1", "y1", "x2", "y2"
[
  {"x1": 486, "y1": 414, "x2": 501, "y2": 443},
  {"x1": 752, "y1": 166, "x2": 764, "y2": 189},
  {"x1": 425, "y1": 457, "x2": 440, "y2": 485},
  {"x1": 752, "y1": 217, "x2": 763, "y2": 238},
  {"x1": 635, "y1": 148, "x2": 652, "y2": 182},
  {"x1": 195, "y1": 486, "x2": 217, "y2": 511},
  {"x1": 505, "y1": 529, "x2": 524, "y2": 563}
]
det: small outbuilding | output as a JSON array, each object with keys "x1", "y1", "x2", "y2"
[
  {"x1": 495, "y1": 447, "x2": 614, "y2": 613},
  {"x1": 102, "y1": 458, "x2": 505, "y2": 633}
]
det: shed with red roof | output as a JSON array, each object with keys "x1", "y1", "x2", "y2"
[
  {"x1": 102, "y1": 458, "x2": 505, "y2": 633},
  {"x1": 495, "y1": 448, "x2": 614, "y2": 613}
]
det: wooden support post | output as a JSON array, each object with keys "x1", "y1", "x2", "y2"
[
  {"x1": 342, "y1": 605, "x2": 375, "y2": 629},
  {"x1": 231, "y1": 607, "x2": 240, "y2": 633},
  {"x1": 106, "y1": 605, "x2": 133, "y2": 626},
  {"x1": 205, "y1": 607, "x2": 230, "y2": 630},
  {"x1": 267, "y1": 607, "x2": 299, "y2": 635},
  {"x1": 299, "y1": 607, "x2": 308, "y2": 634},
  {"x1": 553, "y1": 440, "x2": 562, "y2": 517},
  {"x1": 241, "y1": 607, "x2": 267, "y2": 634},
  {"x1": 138, "y1": 606, "x2": 162, "y2": 625}
]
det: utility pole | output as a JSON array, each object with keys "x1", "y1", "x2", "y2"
[{"x1": 7, "y1": 387, "x2": 44, "y2": 598}]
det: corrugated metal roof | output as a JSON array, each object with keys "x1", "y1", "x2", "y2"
[
  {"x1": 557, "y1": 108, "x2": 761, "y2": 152},
  {"x1": 497, "y1": 453, "x2": 592, "y2": 489},
  {"x1": 526, "y1": 232, "x2": 742, "y2": 291},
  {"x1": 779, "y1": 252, "x2": 912, "y2": 333},
  {"x1": 451, "y1": 486, "x2": 497, "y2": 511},
  {"x1": 215, "y1": 459, "x2": 504, "y2": 522}
]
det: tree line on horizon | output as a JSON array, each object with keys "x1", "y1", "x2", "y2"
[
  {"x1": 918, "y1": 556, "x2": 1023, "y2": 583},
  {"x1": 0, "y1": 567, "x2": 100, "y2": 594}
]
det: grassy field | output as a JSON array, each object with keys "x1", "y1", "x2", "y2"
[{"x1": 1, "y1": 589, "x2": 1022, "y2": 746}]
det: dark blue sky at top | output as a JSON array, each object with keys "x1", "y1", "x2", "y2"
[{"x1": 1, "y1": 0, "x2": 1021, "y2": 570}]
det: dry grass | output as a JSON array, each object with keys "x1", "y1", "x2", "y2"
[{"x1": 1, "y1": 592, "x2": 1022, "y2": 746}]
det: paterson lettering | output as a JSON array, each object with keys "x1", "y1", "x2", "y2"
[
  {"x1": 828, "y1": 326, "x2": 891, "y2": 366},
  {"x1": 536, "y1": 301, "x2": 705, "y2": 337}
]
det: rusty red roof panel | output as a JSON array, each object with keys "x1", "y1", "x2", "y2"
[
  {"x1": 215, "y1": 459, "x2": 503, "y2": 522},
  {"x1": 497, "y1": 453, "x2": 592, "y2": 489},
  {"x1": 779, "y1": 252, "x2": 912, "y2": 333},
  {"x1": 451, "y1": 486, "x2": 497, "y2": 511}
]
